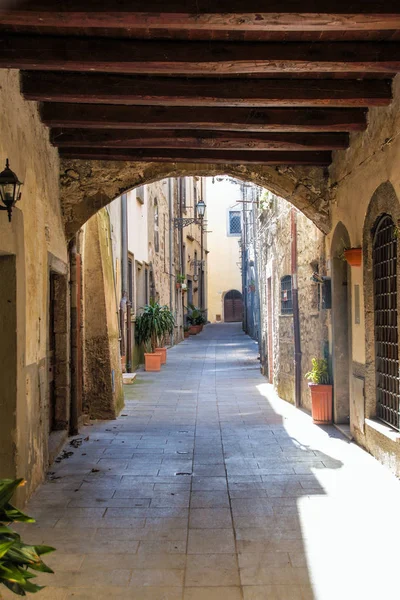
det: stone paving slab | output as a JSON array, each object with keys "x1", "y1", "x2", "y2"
[{"x1": 3, "y1": 323, "x2": 400, "y2": 600}]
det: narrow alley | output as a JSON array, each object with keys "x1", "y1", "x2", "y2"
[{"x1": 6, "y1": 324, "x2": 400, "y2": 600}]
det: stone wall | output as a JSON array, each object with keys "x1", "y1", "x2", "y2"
[
  {"x1": 0, "y1": 70, "x2": 68, "y2": 502},
  {"x1": 256, "y1": 192, "x2": 327, "y2": 411}
]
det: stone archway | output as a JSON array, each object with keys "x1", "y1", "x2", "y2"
[
  {"x1": 60, "y1": 159, "x2": 330, "y2": 239},
  {"x1": 330, "y1": 221, "x2": 351, "y2": 425}
]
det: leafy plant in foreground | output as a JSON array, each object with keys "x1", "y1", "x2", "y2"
[
  {"x1": 135, "y1": 300, "x2": 175, "y2": 353},
  {"x1": 0, "y1": 479, "x2": 55, "y2": 596}
]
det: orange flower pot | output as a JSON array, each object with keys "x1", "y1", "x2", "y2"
[
  {"x1": 189, "y1": 325, "x2": 201, "y2": 335},
  {"x1": 309, "y1": 383, "x2": 333, "y2": 424},
  {"x1": 144, "y1": 352, "x2": 162, "y2": 372},
  {"x1": 344, "y1": 248, "x2": 362, "y2": 267},
  {"x1": 184, "y1": 331, "x2": 190, "y2": 339},
  {"x1": 155, "y1": 347, "x2": 167, "y2": 364}
]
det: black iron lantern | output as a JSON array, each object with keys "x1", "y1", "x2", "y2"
[
  {"x1": 0, "y1": 159, "x2": 22, "y2": 222},
  {"x1": 196, "y1": 199, "x2": 206, "y2": 219}
]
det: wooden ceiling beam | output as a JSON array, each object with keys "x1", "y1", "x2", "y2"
[
  {"x1": 1, "y1": 2, "x2": 400, "y2": 31},
  {"x1": 50, "y1": 129, "x2": 349, "y2": 151},
  {"x1": 57, "y1": 147, "x2": 332, "y2": 165},
  {"x1": 22, "y1": 73, "x2": 392, "y2": 107},
  {"x1": 2, "y1": 36, "x2": 400, "y2": 74},
  {"x1": 41, "y1": 105, "x2": 368, "y2": 132}
]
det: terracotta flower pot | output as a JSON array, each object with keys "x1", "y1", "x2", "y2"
[
  {"x1": 155, "y1": 347, "x2": 167, "y2": 364},
  {"x1": 184, "y1": 331, "x2": 190, "y2": 339},
  {"x1": 344, "y1": 248, "x2": 362, "y2": 267},
  {"x1": 144, "y1": 352, "x2": 162, "y2": 372},
  {"x1": 309, "y1": 383, "x2": 333, "y2": 424},
  {"x1": 189, "y1": 325, "x2": 201, "y2": 335}
]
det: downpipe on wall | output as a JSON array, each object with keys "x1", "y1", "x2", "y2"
[
  {"x1": 168, "y1": 178, "x2": 174, "y2": 346},
  {"x1": 291, "y1": 208, "x2": 302, "y2": 409}
]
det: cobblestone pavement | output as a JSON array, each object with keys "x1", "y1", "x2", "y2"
[{"x1": 6, "y1": 324, "x2": 400, "y2": 600}]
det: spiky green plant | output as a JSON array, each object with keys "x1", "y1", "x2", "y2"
[
  {"x1": 305, "y1": 358, "x2": 331, "y2": 385},
  {"x1": 135, "y1": 300, "x2": 175, "y2": 353},
  {"x1": 186, "y1": 304, "x2": 207, "y2": 326},
  {"x1": 0, "y1": 479, "x2": 55, "y2": 596}
]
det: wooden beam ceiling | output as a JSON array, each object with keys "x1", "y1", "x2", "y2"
[
  {"x1": 1, "y1": 1, "x2": 400, "y2": 32},
  {"x1": 50, "y1": 130, "x2": 349, "y2": 151},
  {"x1": 22, "y1": 73, "x2": 393, "y2": 107},
  {"x1": 57, "y1": 148, "x2": 332, "y2": 165},
  {"x1": 2, "y1": 1, "x2": 399, "y2": 166},
  {"x1": 2, "y1": 36, "x2": 400, "y2": 75},
  {"x1": 40, "y1": 105, "x2": 368, "y2": 132}
]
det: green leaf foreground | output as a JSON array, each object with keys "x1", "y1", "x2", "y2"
[{"x1": 0, "y1": 479, "x2": 55, "y2": 596}]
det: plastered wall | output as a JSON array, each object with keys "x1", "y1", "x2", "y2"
[
  {"x1": 328, "y1": 74, "x2": 400, "y2": 475},
  {"x1": 0, "y1": 70, "x2": 68, "y2": 501},
  {"x1": 206, "y1": 178, "x2": 242, "y2": 322}
]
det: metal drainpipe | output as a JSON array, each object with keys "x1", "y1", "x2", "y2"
[
  {"x1": 291, "y1": 207, "x2": 302, "y2": 409},
  {"x1": 168, "y1": 179, "x2": 174, "y2": 345},
  {"x1": 252, "y1": 187, "x2": 262, "y2": 351},
  {"x1": 242, "y1": 186, "x2": 248, "y2": 332},
  {"x1": 121, "y1": 193, "x2": 131, "y2": 370}
]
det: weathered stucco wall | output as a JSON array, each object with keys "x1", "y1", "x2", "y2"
[
  {"x1": 206, "y1": 178, "x2": 243, "y2": 322},
  {"x1": 0, "y1": 70, "x2": 67, "y2": 501},
  {"x1": 60, "y1": 160, "x2": 330, "y2": 239},
  {"x1": 256, "y1": 192, "x2": 327, "y2": 412},
  {"x1": 327, "y1": 74, "x2": 400, "y2": 475},
  {"x1": 82, "y1": 209, "x2": 124, "y2": 419}
]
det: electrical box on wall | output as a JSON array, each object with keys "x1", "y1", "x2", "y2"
[{"x1": 321, "y1": 277, "x2": 332, "y2": 309}]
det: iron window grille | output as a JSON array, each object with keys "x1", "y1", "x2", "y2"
[
  {"x1": 281, "y1": 275, "x2": 293, "y2": 315},
  {"x1": 373, "y1": 215, "x2": 400, "y2": 431},
  {"x1": 229, "y1": 210, "x2": 242, "y2": 235}
]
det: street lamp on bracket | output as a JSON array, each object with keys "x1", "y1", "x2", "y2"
[
  {"x1": 0, "y1": 159, "x2": 23, "y2": 223},
  {"x1": 173, "y1": 199, "x2": 206, "y2": 229}
]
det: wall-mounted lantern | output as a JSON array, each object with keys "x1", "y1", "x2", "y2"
[
  {"x1": 174, "y1": 199, "x2": 206, "y2": 229},
  {"x1": 0, "y1": 159, "x2": 22, "y2": 222},
  {"x1": 196, "y1": 200, "x2": 206, "y2": 219}
]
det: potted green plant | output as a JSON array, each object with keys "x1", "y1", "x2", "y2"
[
  {"x1": 184, "y1": 325, "x2": 190, "y2": 339},
  {"x1": 176, "y1": 274, "x2": 185, "y2": 290},
  {"x1": 186, "y1": 304, "x2": 207, "y2": 334},
  {"x1": 0, "y1": 478, "x2": 55, "y2": 596},
  {"x1": 135, "y1": 300, "x2": 174, "y2": 371},
  {"x1": 305, "y1": 358, "x2": 333, "y2": 424}
]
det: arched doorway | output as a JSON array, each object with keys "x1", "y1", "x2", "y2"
[
  {"x1": 224, "y1": 289, "x2": 243, "y2": 323},
  {"x1": 331, "y1": 222, "x2": 351, "y2": 424}
]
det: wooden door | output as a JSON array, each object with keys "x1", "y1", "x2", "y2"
[{"x1": 224, "y1": 290, "x2": 243, "y2": 322}]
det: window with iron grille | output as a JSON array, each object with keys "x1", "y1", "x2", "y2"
[
  {"x1": 373, "y1": 214, "x2": 400, "y2": 431},
  {"x1": 281, "y1": 275, "x2": 293, "y2": 315},
  {"x1": 229, "y1": 211, "x2": 241, "y2": 235}
]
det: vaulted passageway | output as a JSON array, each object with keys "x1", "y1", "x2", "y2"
[{"x1": 7, "y1": 324, "x2": 400, "y2": 599}]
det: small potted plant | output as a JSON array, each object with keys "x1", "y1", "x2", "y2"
[
  {"x1": 186, "y1": 304, "x2": 207, "y2": 334},
  {"x1": 184, "y1": 325, "x2": 190, "y2": 339},
  {"x1": 305, "y1": 358, "x2": 333, "y2": 424},
  {"x1": 337, "y1": 238, "x2": 362, "y2": 267},
  {"x1": 135, "y1": 300, "x2": 174, "y2": 371},
  {"x1": 343, "y1": 247, "x2": 362, "y2": 267},
  {"x1": 176, "y1": 274, "x2": 185, "y2": 290}
]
